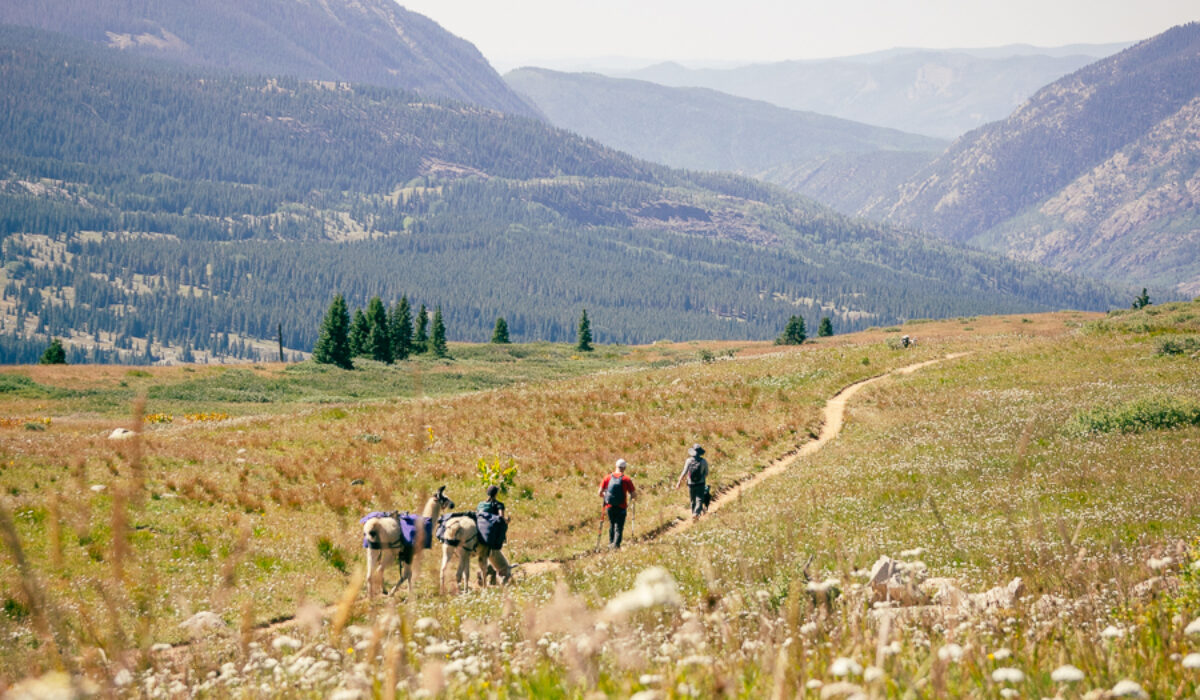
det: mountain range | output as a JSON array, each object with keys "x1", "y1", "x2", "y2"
[
  {"x1": 504, "y1": 67, "x2": 946, "y2": 177},
  {"x1": 0, "y1": 25, "x2": 1121, "y2": 363},
  {"x1": 0, "y1": 0, "x2": 539, "y2": 118},
  {"x1": 869, "y1": 23, "x2": 1200, "y2": 296},
  {"x1": 623, "y1": 48, "x2": 1120, "y2": 139}
]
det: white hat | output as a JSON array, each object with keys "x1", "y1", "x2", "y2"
[{"x1": 615, "y1": 458, "x2": 628, "y2": 471}]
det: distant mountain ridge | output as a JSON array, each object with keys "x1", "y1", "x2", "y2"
[
  {"x1": 504, "y1": 67, "x2": 945, "y2": 177},
  {"x1": 871, "y1": 23, "x2": 1200, "y2": 295},
  {"x1": 0, "y1": 0, "x2": 539, "y2": 118},
  {"x1": 624, "y1": 50, "x2": 1113, "y2": 138}
]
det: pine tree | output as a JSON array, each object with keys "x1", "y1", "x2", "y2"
[
  {"x1": 576, "y1": 309, "x2": 593, "y2": 352},
  {"x1": 430, "y1": 306, "x2": 449, "y2": 358},
  {"x1": 39, "y1": 338, "x2": 66, "y2": 365},
  {"x1": 313, "y1": 294, "x2": 353, "y2": 369},
  {"x1": 365, "y1": 296, "x2": 392, "y2": 363},
  {"x1": 818, "y1": 316, "x2": 833, "y2": 337},
  {"x1": 776, "y1": 315, "x2": 806, "y2": 345},
  {"x1": 349, "y1": 308, "x2": 370, "y2": 356},
  {"x1": 491, "y1": 317, "x2": 510, "y2": 344},
  {"x1": 1132, "y1": 288, "x2": 1151, "y2": 309},
  {"x1": 390, "y1": 296, "x2": 413, "y2": 361},
  {"x1": 414, "y1": 304, "x2": 429, "y2": 353}
]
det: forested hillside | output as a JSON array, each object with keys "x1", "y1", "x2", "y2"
[
  {"x1": 870, "y1": 23, "x2": 1200, "y2": 296},
  {"x1": 0, "y1": 0, "x2": 538, "y2": 118},
  {"x1": 0, "y1": 28, "x2": 1124, "y2": 363}
]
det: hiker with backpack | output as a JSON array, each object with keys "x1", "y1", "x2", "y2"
[
  {"x1": 598, "y1": 459, "x2": 636, "y2": 549},
  {"x1": 675, "y1": 444, "x2": 709, "y2": 519},
  {"x1": 478, "y1": 485, "x2": 507, "y2": 521}
]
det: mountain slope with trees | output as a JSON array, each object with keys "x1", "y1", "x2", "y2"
[
  {"x1": 0, "y1": 0, "x2": 538, "y2": 118},
  {"x1": 869, "y1": 23, "x2": 1200, "y2": 296},
  {"x1": 0, "y1": 28, "x2": 1125, "y2": 363}
]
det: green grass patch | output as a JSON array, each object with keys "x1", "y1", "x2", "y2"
[{"x1": 1076, "y1": 396, "x2": 1200, "y2": 433}]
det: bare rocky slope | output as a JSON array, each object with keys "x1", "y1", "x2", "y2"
[{"x1": 869, "y1": 23, "x2": 1200, "y2": 295}]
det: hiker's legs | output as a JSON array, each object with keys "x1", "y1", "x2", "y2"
[
  {"x1": 608, "y1": 507, "x2": 626, "y2": 548},
  {"x1": 689, "y1": 483, "x2": 706, "y2": 517}
]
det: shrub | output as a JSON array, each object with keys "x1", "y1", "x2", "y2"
[
  {"x1": 317, "y1": 537, "x2": 348, "y2": 574},
  {"x1": 1076, "y1": 397, "x2": 1200, "y2": 434},
  {"x1": 1156, "y1": 335, "x2": 1200, "y2": 356}
]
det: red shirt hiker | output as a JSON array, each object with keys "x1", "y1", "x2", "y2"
[{"x1": 598, "y1": 459, "x2": 636, "y2": 548}]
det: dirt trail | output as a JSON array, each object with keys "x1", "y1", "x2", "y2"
[
  {"x1": 224, "y1": 353, "x2": 965, "y2": 642},
  {"x1": 517, "y1": 353, "x2": 966, "y2": 576}
]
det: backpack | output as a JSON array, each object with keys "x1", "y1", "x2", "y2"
[
  {"x1": 603, "y1": 474, "x2": 626, "y2": 506},
  {"x1": 476, "y1": 511, "x2": 507, "y2": 550},
  {"x1": 687, "y1": 458, "x2": 706, "y2": 485}
]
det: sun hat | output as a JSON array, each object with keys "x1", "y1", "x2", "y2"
[
  {"x1": 486, "y1": 485, "x2": 500, "y2": 498},
  {"x1": 615, "y1": 458, "x2": 628, "y2": 471},
  {"x1": 689, "y1": 444, "x2": 705, "y2": 457}
]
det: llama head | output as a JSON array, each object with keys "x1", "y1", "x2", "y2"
[{"x1": 435, "y1": 485, "x2": 454, "y2": 510}]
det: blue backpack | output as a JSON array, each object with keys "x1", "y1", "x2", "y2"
[{"x1": 603, "y1": 474, "x2": 626, "y2": 506}]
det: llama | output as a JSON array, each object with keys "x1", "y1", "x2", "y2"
[
  {"x1": 362, "y1": 486, "x2": 454, "y2": 597},
  {"x1": 438, "y1": 514, "x2": 511, "y2": 594}
]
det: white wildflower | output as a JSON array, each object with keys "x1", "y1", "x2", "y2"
[
  {"x1": 638, "y1": 674, "x2": 664, "y2": 685},
  {"x1": 415, "y1": 617, "x2": 440, "y2": 632},
  {"x1": 90, "y1": 484, "x2": 107, "y2": 493},
  {"x1": 630, "y1": 691, "x2": 663, "y2": 700},
  {"x1": 112, "y1": 669, "x2": 133, "y2": 687},
  {"x1": 1050, "y1": 664, "x2": 1085, "y2": 683},
  {"x1": 937, "y1": 643, "x2": 964, "y2": 663},
  {"x1": 800, "y1": 622, "x2": 819, "y2": 635},
  {"x1": 829, "y1": 657, "x2": 862, "y2": 677},
  {"x1": 272, "y1": 635, "x2": 302, "y2": 652},
  {"x1": 991, "y1": 648, "x2": 1011, "y2": 660},
  {"x1": 899, "y1": 547, "x2": 925, "y2": 558},
  {"x1": 679, "y1": 655, "x2": 712, "y2": 667},
  {"x1": 1101, "y1": 625, "x2": 1125, "y2": 639},
  {"x1": 1110, "y1": 679, "x2": 1147, "y2": 698},
  {"x1": 805, "y1": 679, "x2": 824, "y2": 690},
  {"x1": 863, "y1": 666, "x2": 884, "y2": 683},
  {"x1": 1146, "y1": 556, "x2": 1172, "y2": 570},
  {"x1": 603, "y1": 567, "x2": 682, "y2": 616},
  {"x1": 999, "y1": 689, "x2": 1018, "y2": 699},
  {"x1": 330, "y1": 690, "x2": 365, "y2": 700},
  {"x1": 1185, "y1": 617, "x2": 1200, "y2": 635},
  {"x1": 1182, "y1": 653, "x2": 1200, "y2": 669},
  {"x1": 991, "y1": 667, "x2": 1024, "y2": 683}
]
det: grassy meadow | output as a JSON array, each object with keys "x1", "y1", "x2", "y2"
[{"x1": 1, "y1": 305, "x2": 1200, "y2": 697}]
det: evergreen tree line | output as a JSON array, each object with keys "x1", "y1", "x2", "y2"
[{"x1": 313, "y1": 294, "x2": 448, "y2": 369}]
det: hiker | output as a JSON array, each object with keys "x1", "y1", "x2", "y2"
[
  {"x1": 478, "y1": 484, "x2": 507, "y2": 521},
  {"x1": 675, "y1": 443, "x2": 709, "y2": 519},
  {"x1": 598, "y1": 458, "x2": 636, "y2": 548}
]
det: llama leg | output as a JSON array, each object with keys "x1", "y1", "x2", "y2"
[
  {"x1": 439, "y1": 545, "x2": 452, "y2": 595},
  {"x1": 457, "y1": 548, "x2": 470, "y2": 593},
  {"x1": 366, "y1": 548, "x2": 378, "y2": 597}
]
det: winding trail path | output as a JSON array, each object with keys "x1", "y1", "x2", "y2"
[
  {"x1": 162, "y1": 352, "x2": 965, "y2": 654},
  {"x1": 517, "y1": 353, "x2": 966, "y2": 576}
]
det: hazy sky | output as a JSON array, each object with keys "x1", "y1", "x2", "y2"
[{"x1": 396, "y1": 0, "x2": 1197, "y2": 71}]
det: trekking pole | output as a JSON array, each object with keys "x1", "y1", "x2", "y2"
[
  {"x1": 595, "y1": 506, "x2": 605, "y2": 550},
  {"x1": 628, "y1": 500, "x2": 636, "y2": 541}
]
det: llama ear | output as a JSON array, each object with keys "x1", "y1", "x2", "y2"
[{"x1": 437, "y1": 485, "x2": 446, "y2": 496}]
